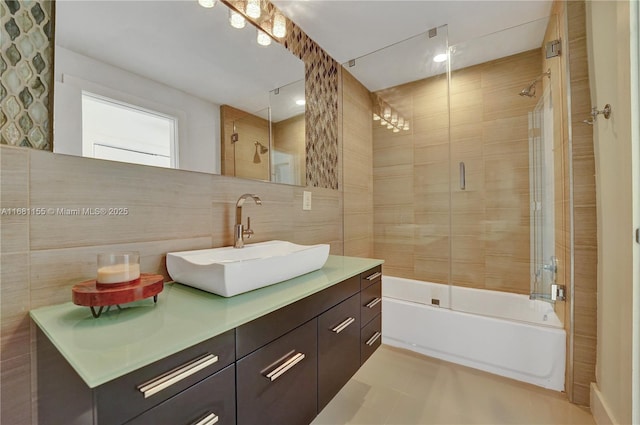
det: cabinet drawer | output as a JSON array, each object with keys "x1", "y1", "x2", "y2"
[
  {"x1": 361, "y1": 314, "x2": 382, "y2": 365},
  {"x1": 318, "y1": 293, "x2": 361, "y2": 410},
  {"x1": 125, "y1": 364, "x2": 236, "y2": 425},
  {"x1": 237, "y1": 319, "x2": 318, "y2": 425},
  {"x1": 361, "y1": 266, "x2": 382, "y2": 290},
  {"x1": 236, "y1": 275, "x2": 359, "y2": 358},
  {"x1": 96, "y1": 329, "x2": 235, "y2": 425},
  {"x1": 361, "y1": 280, "x2": 382, "y2": 327}
]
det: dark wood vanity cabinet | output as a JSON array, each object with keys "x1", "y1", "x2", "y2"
[
  {"x1": 360, "y1": 266, "x2": 383, "y2": 365},
  {"x1": 236, "y1": 319, "x2": 318, "y2": 425},
  {"x1": 125, "y1": 364, "x2": 236, "y2": 425},
  {"x1": 37, "y1": 328, "x2": 236, "y2": 425},
  {"x1": 317, "y1": 293, "x2": 361, "y2": 410},
  {"x1": 37, "y1": 266, "x2": 382, "y2": 425}
]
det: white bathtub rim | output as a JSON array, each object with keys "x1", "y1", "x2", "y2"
[
  {"x1": 383, "y1": 295, "x2": 565, "y2": 330},
  {"x1": 382, "y1": 275, "x2": 564, "y2": 329}
]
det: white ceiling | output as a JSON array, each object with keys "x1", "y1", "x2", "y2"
[
  {"x1": 55, "y1": 0, "x2": 305, "y2": 121},
  {"x1": 272, "y1": 0, "x2": 553, "y2": 90}
]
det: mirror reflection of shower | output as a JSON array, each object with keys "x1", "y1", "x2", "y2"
[
  {"x1": 253, "y1": 141, "x2": 269, "y2": 164},
  {"x1": 519, "y1": 69, "x2": 551, "y2": 97}
]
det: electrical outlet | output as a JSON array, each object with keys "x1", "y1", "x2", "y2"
[{"x1": 303, "y1": 191, "x2": 312, "y2": 210}]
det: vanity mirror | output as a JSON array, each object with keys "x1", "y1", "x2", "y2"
[{"x1": 53, "y1": 0, "x2": 305, "y2": 184}]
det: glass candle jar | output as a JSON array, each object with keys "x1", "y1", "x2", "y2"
[{"x1": 97, "y1": 252, "x2": 140, "y2": 284}]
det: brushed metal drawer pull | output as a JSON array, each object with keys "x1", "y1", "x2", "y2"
[
  {"x1": 366, "y1": 331, "x2": 382, "y2": 346},
  {"x1": 331, "y1": 317, "x2": 355, "y2": 334},
  {"x1": 365, "y1": 297, "x2": 382, "y2": 309},
  {"x1": 365, "y1": 272, "x2": 382, "y2": 281},
  {"x1": 192, "y1": 412, "x2": 219, "y2": 425},
  {"x1": 265, "y1": 352, "x2": 305, "y2": 382},
  {"x1": 137, "y1": 353, "x2": 219, "y2": 398}
]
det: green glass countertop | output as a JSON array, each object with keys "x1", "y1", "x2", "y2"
[{"x1": 30, "y1": 255, "x2": 383, "y2": 388}]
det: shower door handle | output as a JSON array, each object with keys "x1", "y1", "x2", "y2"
[{"x1": 459, "y1": 162, "x2": 466, "y2": 190}]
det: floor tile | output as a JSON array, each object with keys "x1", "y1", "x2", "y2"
[{"x1": 314, "y1": 345, "x2": 595, "y2": 425}]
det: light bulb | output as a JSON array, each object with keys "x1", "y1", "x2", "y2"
[
  {"x1": 393, "y1": 128, "x2": 400, "y2": 133},
  {"x1": 383, "y1": 106, "x2": 391, "y2": 120},
  {"x1": 229, "y1": 9, "x2": 246, "y2": 28},
  {"x1": 391, "y1": 113, "x2": 398, "y2": 124},
  {"x1": 380, "y1": 119, "x2": 387, "y2": 126},
  {"x1": 273, "y1": 13, "x2": 286, "y2": 38},
  {"x1": 246, "y1": 0, "x2": 261, "y2": 19},
  {"x1": 403, "y1": 121, "x2": 410, "y2": 131},
  {"x1": 386, "y1": 124, "x2": 393, "y2": 129},
  {"x1": 198, "y1": 0, "x2": 216, "y2": 8},
  {"x1": 433, "y1": 53, "x2": 447, "y2": 63},
  {"x1": 257, "y1": 29, "x2": 271, "y2": 46},
  {"x1": 295, "y1": 99, "x2": 305, "y2": 106},
  {"x1": 398, "y1": 117, "x2": 404, "y2": 127},
  {"x1": 373, "y1": 113, "x2": 380, "y2": 121}
]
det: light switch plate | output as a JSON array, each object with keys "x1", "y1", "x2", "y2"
[{"x1": 303, "y1": 191, "x2": 312, "y2": 210}]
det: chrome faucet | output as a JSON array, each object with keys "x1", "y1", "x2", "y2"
[{"x1": 234, "y1": 194, "x2": 262, "y2": 248}]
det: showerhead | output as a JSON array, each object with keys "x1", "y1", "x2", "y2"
[
  {"x1": 518, "y1": 69, "x2": 551, "y2": 98},
  {"x1": 519, "y1": 83, "x2": 537, "y2": 98},
  {"x1": 255, "y1": 141, "x2": 269, "y2": 154}
]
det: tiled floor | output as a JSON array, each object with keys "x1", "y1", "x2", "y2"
[{"x1": 313, "y1": 345, "x2": 595, "y2": 425}]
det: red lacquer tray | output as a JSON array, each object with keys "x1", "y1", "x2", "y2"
[{"x1": 72, "y1": 273, "x2": 164, "y2": 318}]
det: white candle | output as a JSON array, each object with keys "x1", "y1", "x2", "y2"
[{"x1": 97, "y1": 263, "x2": 140, "y2": 284}]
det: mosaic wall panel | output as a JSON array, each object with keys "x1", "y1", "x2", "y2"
[
  {"x1": 0, "y1": 0, "x2": 53, "y2": 150},
  {"x1": 222, "y1": 0, "x2": 340, "y2": 189}
]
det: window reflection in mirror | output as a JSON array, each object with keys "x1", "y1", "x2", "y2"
[{"x1": 52, "y1": 0, "x2": 305, "y2": 185}]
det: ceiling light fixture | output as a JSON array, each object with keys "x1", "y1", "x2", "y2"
[
  {"x1": 295, "y1": 99, "x2": 306, "y2": 106},
  {"x1": 198, "y1": 0, "x2": 216, "y2": 8},
  {"x1": 273, "y1": 13, "x2": 287, "y2": 38},
  {"x1": 257, "y1": 28, "x2": 271, "y2": 46},
  {"x1": 372, "y1": 97, "x2": 410, "y2": 134},
  {"x1": 246, "y1": 0, "x2": 261, "y2": 19},
  {"x1": 229, "y1": 9, "x2": 246, "y2": 28},
  {"x1": 433, "y1": 53, "x2": 447, "y2": 63}
]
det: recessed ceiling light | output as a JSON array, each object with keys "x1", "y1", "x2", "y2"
[
  {"x1": 295, "y1": 99, "x2": 306, "y2": 106},
  {"x1": 433, "y1": 53, "x2": 447, "y2": 63},
  {"x1": 198, "y1": 0, "x2": 216, "y2": 8}
]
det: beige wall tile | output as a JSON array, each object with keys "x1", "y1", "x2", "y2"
[
  {"x1": 0, "y1": 354, "x2": 32, "y2": 425},
  {"x1": 1, "y1": 253, "x2": 31, "y2": 362},
  {"x1": 29, "y1": 150, "x2": 215, "y2": 249},
  {"x1": 1, "y1": 146, "x2": 30, "y2": 254}
]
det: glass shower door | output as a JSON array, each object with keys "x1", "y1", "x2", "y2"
[
  {"x1": 448, "y1": 17, "x2": 564, "y2": 322},
  {"x1": 529, "y1": 87, "x2": 557, "y2": 300}
]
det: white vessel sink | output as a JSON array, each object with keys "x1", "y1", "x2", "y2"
[{"x1": 166, "y1": 240, "x2": 330, "y2": 297}]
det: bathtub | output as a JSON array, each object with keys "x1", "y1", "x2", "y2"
[{"x1": 382, "y1": 276, "x2": 566, "y2": 391}]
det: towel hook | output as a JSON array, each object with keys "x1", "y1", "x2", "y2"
[{"x1": 583, "y1": 104, "x2": 611, "y2": 125}]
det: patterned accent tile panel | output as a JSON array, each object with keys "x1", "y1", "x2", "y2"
[
  {"x1": 283, "y1": 22, "x2": 339, "y2": 189},
  {"x1": 0, "y1": 0, "x2": 52, "y2": 150}
]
